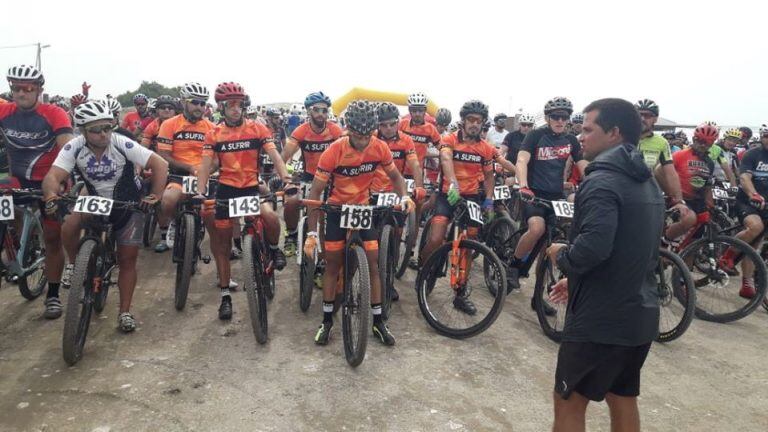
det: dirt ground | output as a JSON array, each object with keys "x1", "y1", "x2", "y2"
[{"x1": 1, "y1": 240, "x2": 767, "y2": 432}]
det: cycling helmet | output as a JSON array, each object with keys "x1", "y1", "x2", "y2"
[
  {"x1": 246, "y1": 105, "x2": 258, "y2": 116},
  {"x1": 105, "y1": 98, "x2": 122, "y2": 116},
  {"x1": 482, "y1": 119, "x2": 492, "y2": 132},
  {"x1": 739, "y1": 127, "x2": 753, "y2": 140},
  {"x1": 662, "y1": 130, "x2": 676, "y2": 139},
  {"x1": 571, "y1": 113, "x2": 584, "y2": 124},
  {"x1": 493, "y1": 113, "x2": 508, "y2": 123},
  {"x1": 723, "y1": 128, "x2": 743, "y2": 140},
  {"x1": 459, "y1": 100, "x2": 489, "y2": 120},
  {"x1": 51, "y1": 97, "x2": 70, "y2": 112},
  {"x1": 265, "y1": 107, "x2": 281, "y2": 117},
  {"x1": 435, "y1": 108, "x2": 452, "y2": 127},
  {"x1": 693, "y1": 123, "x2": 719, "y2": 145},
  {"x1": 376, "y1": 102, "x2": 400, "y2": 123},
  {"x1": 133, "y1": 93, "x2": 149, "y2": 105},
  {"x1": 73, "y1": 100, "x2": 113, "y2": 126},
  {"x1": 759, "y1": 124, "x2": 768, "y2": 136},
  {"x1": 147, "y1": 98, "x2": 157, "y2": 111},
  {"x1": 155, "y1": 94, "x2": 176, "y2": 109},
  {"x1": 518, "y1": 113, "x2": 536, "y2": 125},
  {"x1": 179, "y1": 82, "x2": 209, "y2": 101},
  {"x1": 70, "y1": 93, "x2": 87, "y2": 107},
  {"x1": 703, "y1": 120, "x2": 719, "y2": 131},
  {"x1": 544, "y1": 97, "x2": 573, "y2": 115},
  {"x1": 6, "y1": 64, "x2": 44, "y2": 85},
  {"x1": 635, "y1": 99, "x2": 659, "y2": 116},
  {"x1": 676, "y1": 130, "x2": 689, "y2": 144},
  {"x1": 448, "y1": 121, "x2": 461, "y2": 133},
  {"x1": 345, "y1": 100, "x2": 378, "y2": 135},
  {"x1": 407, "y1": 92, "x2": 428, "y2": 107},
  {"x1": 304, "y1": 91, "x2": 331, "y2": 108},
  {"x1": 214, "y1": 82, "x2": 246, "y2": 103}
]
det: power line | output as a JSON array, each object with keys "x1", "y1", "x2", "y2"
[{"x1": 0, "y1": 43, "x2": 40, "y2": 50}]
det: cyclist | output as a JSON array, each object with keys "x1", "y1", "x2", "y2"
[
  {"x1": 121, "y1": 93, "x2": 151, "y2": 135},
  {"x1": 419, "y1": 100, "x2": 499, "y2": 315},
  {"x1": 195, "y1": 82, "x2": 291, "y2": 321},
  {"x1": 712, "y1": 128, "x2": 741, "y2": 187},
  {"x1": 140, "y1": 95, "x2": 178, "y2": 151},
  {"x1": 664, "y1": 123, "x2": 717, "y2": 242},
  {"x1": 487, "y1": 113, "x2": 509, "y2": 148},
  {"x1": 509, "y1": 97, "x2": 587, "y2": 294},
  {"x1": 569, "y1": 112, "x2": 583, "y2": 135},
  {"x1": 104, "y1": 98, "x2": 134, "y2": 139},
  {"x1": 42, "y1": 100, "x2": 168, "y2": 332},
  {"x1": 435, "y1": 108, "x2": 452, "y2": 135},
  {"x1": 154, "y1": 82, "x2": 216, "y2": 253},
  {"x1": 281, "y1": 91, "x2": 342, "y2": 257},
  {"x1": 0, "y1": 65, "x2": 74, "y2": 319},
  {"x1": 501, "y1": 113, "x2": 535, "y2": 163},
  {"x1": 303, "y1": 100, "x2": 414, "y2": 346},
  {"x1": 726, "y1": 125, "x2": 768, "y2": 298}
]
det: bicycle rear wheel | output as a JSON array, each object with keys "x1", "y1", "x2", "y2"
[
  {"x1": 533, "y1": 254, "x2": 567, "y2": 343},
  {"x1": 343, "y1": 244, "x2": 370, "y2": 367},
  {"x1": 656, "y1": 248, "x2": 696, "y2": 342},
  {"x1": 174, "y1": 213, "x2": 195, "y2": 311},
  {"x1": 298, "y1": 218, "x2": 315, "y2": 312},
  {"x1": 142, "y1": 209, "x2": 158, "y2": 248},
  {"x1": 378, "y1": 224, "x2": 396, "y2": 320},
  {"x1": 17, "y1": 216, "x2": 46, "y2": 300},
  {"x1": 416, "y1": 239, "x2": 506, "y2": 339},
  {"x1": 62, "y1": 239, "x2": 99, "y2": 365},
  {"x1": 242, "y1": 234, "x2": 268, "y2": 344},
  {"x1": 680, "y1": 235, "x2": 767, "y2": 323},
  {"x1": 395, "y1": 211, "x2": 417, "y2": 279}
]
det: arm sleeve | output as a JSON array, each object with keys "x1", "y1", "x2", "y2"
[{"x1": 556, "y1": 186, "x2": 619, "y2": 276}]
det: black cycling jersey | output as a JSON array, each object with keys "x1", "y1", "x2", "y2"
[
  {"x1": 738, "y1": 146, "x2": 768, "y2": 200},
  {"x1": 520, "y1": 126, "x2": 581, "y2": 195},
  {"x1": 502, "y1": 130, "x2": 526, "y2": 164}
]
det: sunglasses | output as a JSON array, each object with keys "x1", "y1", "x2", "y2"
[
  {"x1": 187, "y1": 99, "x2": 207, "y2": 107},
  {"x1": 134, "y1": 102, "x2": 148, "y2": 107},
  {"x1": 549, "y1": 114, "x2": 569, "y2": 121},
  {"x1": 10, "y1": 84, "x2": 37, "y2": 93},
  {"x1": 310, "y1": 106, "x2": 329, "y2": 114},
  {"x1": 157, "y1": 105, "x2": 175, "y2": 111},
  {"x1": 639, "y1": 112, "x2": 656, "y2": 119},
  {"x1": 409, "y1": 107, "x2": 426, "y2": 113},
  {"x1": 379, "y1": 120, "x2": 398, "y2": 128},
  {"x1": 85, "y1": 124, "x2": 115, "y2": 134},
  {"x1": 520, "y1": 123, "x2": 534, "y2": 127}
]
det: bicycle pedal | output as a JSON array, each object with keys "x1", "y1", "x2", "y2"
[{"x1": 202, "y1": 255, "x2": 211, "y2": 264}]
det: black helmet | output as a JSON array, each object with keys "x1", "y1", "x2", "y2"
[
  {"x1": 544, "y1": 97, "x2": 573, "y2": 115},
  {"x1": 155, "y1": 94, "x2": 177, "y2": 109},
  {"x1": 459, "y1": 100, "x2": 489, "y2": 120},
  {"x1": 493, "y1": 113, "x2": 508, "y2": 123},
  {"x1": 435, "y1": 108, "x2": 452, "y2": 127},
  {"x1": 376, "y1": 102, "x2": 399, "y2": 123},
  {"x1": 635, "y1": 99, "x2": 659, "y2": 116},
  {"x1": 345, "y1": 100, "x2": 378, "y2": 135}
]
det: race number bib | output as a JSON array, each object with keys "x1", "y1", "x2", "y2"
[
  {"x1": 493, "y1": 185, "x2": 512, "y2": 201},
  {"x1": 0, "y1": 196, "x2": 14, "y2": 221},
  {"x1": 376, "y1": 193, "x2": 400, "y2": 207},
  {"x1": 712, "y1": 188, "x2": 729, "y2": 199},
  {"x1": 228, "y1": 196, "x2": 261, "y2": 217},
  {"x1": 552, "y1": 201, "x2": 575, "y2": 218},
  {"x1": 340, "y1": 205, "x2": 373, "y2": 230},
  {"x1": 292, "y1": 160, "x2": 304, "y2": 172},
  {"x1": 261, "y1": 152, "x2": 273, "y2": 166},
  {"x1": 466, "y1": 201, "x2": 484, "y2": 224},
  {"x1": 181, "y1": 176, "x2": 207, "y2": 195},
  {"x1": 74, "y1": 196, "x2": 113, "y2": 216},
  {"x1": 405, "y1": 179, "x2": 415, "y2": 193}
]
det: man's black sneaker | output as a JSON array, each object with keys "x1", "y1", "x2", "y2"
[
  {"x1": 273, "y1": 248, "x2": 287, "y2": 271},
  {"x1": 218, "y1": 298, "x2": 233, "y2": 320},
  {"x1": 453, "y1": 291, "x2": 477, "y2": 315},
  {"x1": 372, "y1": 321, "x2": 396, "y2": 346}
]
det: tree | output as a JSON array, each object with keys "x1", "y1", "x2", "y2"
[{"x1": 115, "y1": 81, "x2": 182, "y2": 107}]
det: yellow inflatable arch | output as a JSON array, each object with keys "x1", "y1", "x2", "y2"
[{"x1": 332, "y1": 87, "x2": 439, "y2": 116}]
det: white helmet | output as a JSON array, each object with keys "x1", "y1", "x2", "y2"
[
  {"x1": 73, "y1": 100, "x2": 114, "y2": 126},
  {"x1": 147, "y1": 98, "x2": 157, "y2": 110},
  {"x1": 7, "y1": 64, "x2": 44, "y2": 85},
  {"x1": 703, "y1": 120, "x2": 719, "y2": 131},
  {"x1": 407, "y1": 92, "x2": 428, "y2": 107},
  {"x1": 246, "y1": 105, "x2": 258, "y2": 115},
  {"x1": 179, "y1": 82, "x2": 209, "y2": 100},
  {"x1": 759, "y1": 124, "x2": 768, "y2": 136},
  {"x1": 518, "y1": 113, "x2": 536, "y2": 125},
  {"x1": 105, "y1": 98, "x2": 122, "y2": 116}
]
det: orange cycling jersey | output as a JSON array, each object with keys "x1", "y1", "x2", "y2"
[
  {"x1": 140, "y1": 118, "x2": 162, "y2": 150},
  {"x1": 316, "y1": 136, "x2": 396, "y2": 205},
  {"x1": 370, "y1": 132, "x2": 417, "y2": 193},
  {"x1": 439, "y1": 131, "x2": 496, "y2": 195},
  {"x1": 157, "y1": 114, "x2": 215, "y2": 173},
  {"x1": 290, "y1": 121, "x2": 343, "y2": 176},
  {"x1": 398, "y1": 119, "x2": 441, "y2": 176},
  {"x1": 203, "y1": 120, "x2": 276, "y2": 189},
  {"x1": 121, "y1": 111, "x2": 143, "y2": 134}
]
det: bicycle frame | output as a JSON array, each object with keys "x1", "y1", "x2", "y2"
[{"x1": 5, "y1": 206, "x2": 45, "y2": 278}]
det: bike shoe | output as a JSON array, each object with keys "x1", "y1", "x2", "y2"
[
  {"x1": 273, "y1": 248, "x2": 287, "y2": 271},
  {"x1": 118, "y1": 312, "x2": 136, "y2": 333},
  {"x1": 314, "y1": 322, "x2": 332, "y2": 345},
  {"x1": 154, "y1": 241, "x2": 170, "y2": 253},
  {"x1": 372, "y1": 321, "x2": 396, "y2": 346},
  {"x1": 43, "y1": 297, "x2": 62, "y2": 319},
  {"x1": 218, "y1": 298, "x2": 233, "y2": 320},
  {"x1": 453, "y1": 291, "x2": 477, "y2": 316}
]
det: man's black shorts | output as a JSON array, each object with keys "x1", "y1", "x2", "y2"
[
  {"x1": 735, "y1": 197, "x2": 768, "y2": 222},
  {"x1": 554, "y1": 341, "x2": 652, "y2": 402},
  {"x1": 521, "y1": 190, "x2": 563, "y2": 222}
]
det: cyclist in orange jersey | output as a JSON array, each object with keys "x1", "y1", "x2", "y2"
[
  {"x1": 153, "y1": 82, "x2": 216, "y2": 253},
  {"x1": 139, "y1": 95, "x2": 178, "y2": 151},
  {"x1": 281, "y1": 91, "x2": 342, "y2": 257},
  {"x1": 196, "y1": 82, "x2": 291, "y2": 321},
  {"x1": 303, "y1": 100, "x2": 414, "y2": 346}
]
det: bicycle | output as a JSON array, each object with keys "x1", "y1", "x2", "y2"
[
  {"x1": 293, "y1": 177, "x2": 328, "y2": 313},
  {"x1": 415, "y1": 197, "x2": 507, "y2": 339},
  {"x1": 58, "y1": 193, "x2": 143, "y2": 365},
  {"x1": 0, "y1": 188, "x2": 47, "y2": 300},
  {"x1": 168, "y1": 174, "x2": 215, "y2": 311},
  {"x1": 300, "y1": 199, "x2": 391, "y2": 367},
  {"x1": 370, "y1": 191, "x2": 412, "y2": 320}
]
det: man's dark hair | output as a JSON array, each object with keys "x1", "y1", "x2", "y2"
[{"x1": 582, "y1": 98, "x2": 642, "y2": 145}]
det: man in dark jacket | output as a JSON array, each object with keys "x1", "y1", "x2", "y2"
[{"x1": 545, "y1": 98, "x2": 664, "y2": 432}]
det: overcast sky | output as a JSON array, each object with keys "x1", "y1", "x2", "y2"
[{"x1": 2, "y1": 0, "x2": 765, "y2": 126}]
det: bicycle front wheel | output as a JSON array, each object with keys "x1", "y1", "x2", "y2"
[
  {"x1": 533, "y1": 254, "x2": 567, "y2": 343},
  {"x1": 378, "y1": 224, "x2": 396, "y2": 320},
  {"x1": 416, "y1": 239, "x2": 506, "y2": 339},
  {"x1": 174, "y1": 213, "x2": 195, "y2": 311},
  {"x1": 343, "y1": 244, "x2": 370, "y2": 367},
  {"x1": 298, "y1": 218, "x2": 315, "y2": 312},
  {"x1": 17, "y1": 215, "x2": 46, "y2": 300},
  {"x1": 142, "y1": 209, "x2": 158, "y2": 248},
  {"x1": 62, "y1": 239, "x2": 99, "y2": 365},
  {"x1": 242, "y1": 234, "x2": 268, "y2": 344},
  {"x1": 395, "y1": 211, "x2": 417, "y2": 279},
  {"x1": 680, "y1": 235, "x2": 767, "y2": 323},
  {"x1": 656, "y1": 248, "x2": 696, "y2": 342}
]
